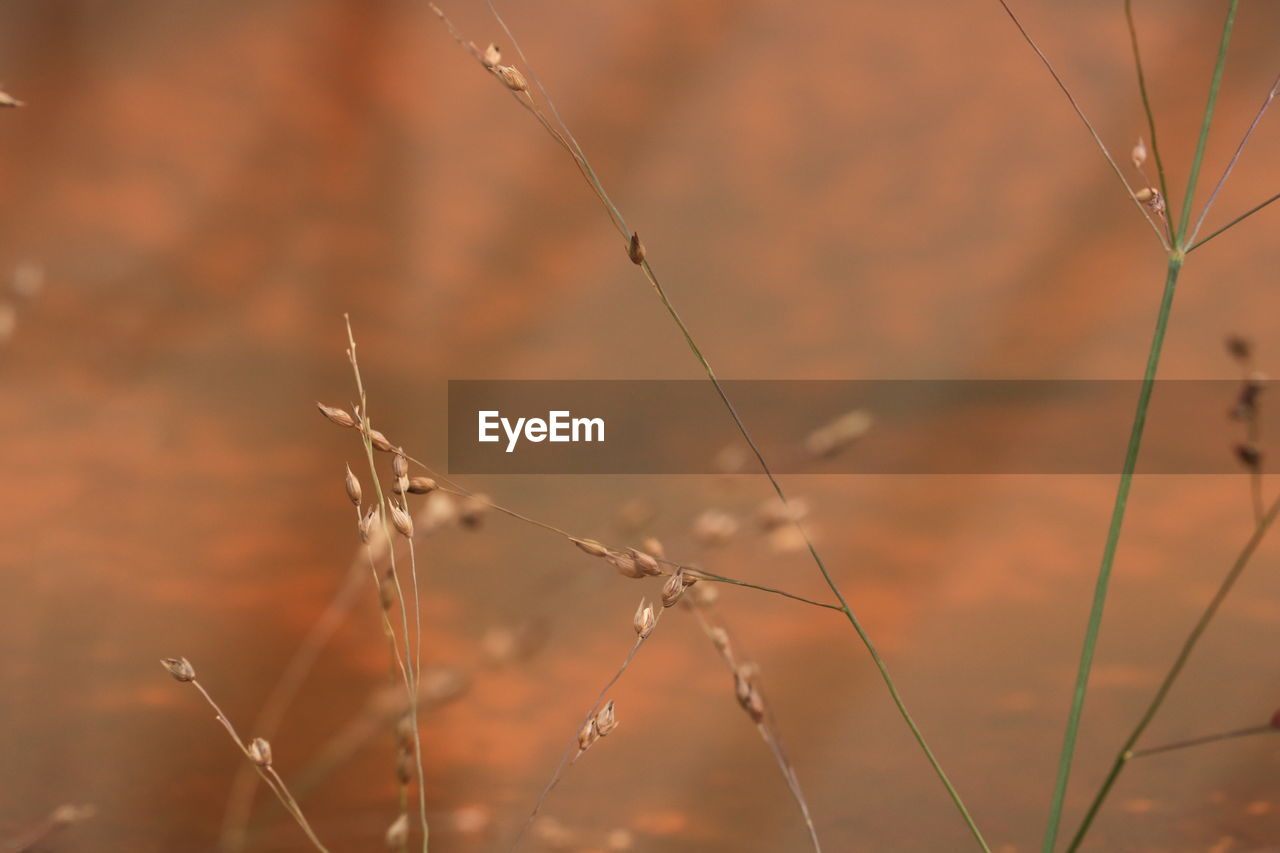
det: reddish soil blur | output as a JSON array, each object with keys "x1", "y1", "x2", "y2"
[{"x1": 2, "y1": 1, "x2": 1280, "y2": 851}]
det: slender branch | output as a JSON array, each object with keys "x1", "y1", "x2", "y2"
[
  {"x1": 1124, "y1": 0, "x2": 1171, "y2": 222},
  {"x1": 1065, "y1": 492, "x2": 1280, "y2": 851},
  {"x1": 1187, "y1": 190, "x2": 1280, "y2": 252},
  {"x1": 1175, "y1": 0, "x2": 1239, "y2": 246},
  {"x1": 1042, "y1": 255, "x2": 1182, "y2": 852},
  {"x1": 1188, "y1": 70, "x2": 1280, "y2": 246},
  {"x1": 1129, "y1": 724, "x2": 1275, "y2": 760},
  {"x1": 995, "y1": 0, "x2": 1168, "y2": 249}
]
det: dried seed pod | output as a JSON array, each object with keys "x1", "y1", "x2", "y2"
[
  {"x1": 1134, "y1": 187, "x2": 1155, "y2": 203},
  {"x1": 359, "y1": 506, "x2": 380, "y2": 543},
  {"x1": 1226, "y1": 335, "x2": 1253, "y2": 364},
  {"x1": 482, "y1": 43, "x2": 501, "y2": 69},
  {"x1": 160, "y1": 657, "x2": 196, "y2": 682},
  {"x1": 628, "y1": 547, "x2": 661, "y2": 576},
  {"x1": 368, "y1": 429, "x2": 394, "y2": 453},
  {"x1": 1236, "y1": 443, "x2": 1263, "y2": 470},
  {"x1": 458, "y1": 494, "x2": 489, "y2": 529},
  {"x1": 692, "y1": 509, "x2": 738, "y2": 547},
  {"x1": 394, "y1": 475, "x2": 410, "y2": 495},
  {"x1": 407, "y1": 476, "x2": 437, "y2": 494},
  {"x1": 1131, "y1": 136, "x2": 1147, "y2": 169},
  {"x1": 577, "y1": 717, "x2": 599, "y2": 752},
  {"x1": 607, "y1": 550, "x2": 645, "y2": 579},
  {"x1": 661, "y1": 569, "x2": 686, "y2": 608},
  {"x1": 390, "y1": 503, "x2": 414, "y2": 537},
  {"x1": 386, "y1": 812, "x2": 410, "y2": 850},
  {"x1": 633, "y1": 598, "x2": 656, "y2": 638},
  {"x1": 495, "y1": 64, "x2": 528, "y2": 91},
  {"x1": 344, "y1": 464, "x2": 362, "y2": 506},
  {"x1": 594, "y1": 700, "x2": 618, "y2": 736},
  {"x1": 627, "y1": 232, "x2": 645, "y2": 265},
  {"x1": 392, "y1": 451, "x2": 408, "y2": 478},
  {"x1": 247, "y1": 737, "x2": 272, "y2": 767},
  {"x1": 316, "y1": 402, "x2": 356, "y2": 428},
  {"x1": 573, "y1": 538, "x2": 609, "y2": 558}
]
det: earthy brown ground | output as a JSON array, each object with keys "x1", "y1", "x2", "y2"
[{"x1": 2, "y1": 1, "x2": 1280, "y2": 851}]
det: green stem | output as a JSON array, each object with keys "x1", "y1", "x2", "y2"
[
  {"x1": 1064, "y1": 493, "x2": 1280, "y2": 851},
  {"x1": 1175, "y1": 0, "x2": 1239, "y2": 246},
  {"x1": 1041, "y1": 255, "x2": 1182, "y2": 853},
  {"x1": 1124, "y1": 0, "x2": 1170, "y2": 210}
]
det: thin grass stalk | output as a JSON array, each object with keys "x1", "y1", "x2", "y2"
[
  {"x1": 1187, "y1": 190, "x2": 1280, "y2": 252},
  {"x1": 995, "y1": 0, "x2": 1168, "y2": 249},
  {"x1": 1174, "y1": 0, "x2": 1239, "y2": 246},
  {"x1": 1128, "y1": 724, "x2": 1276, "y2": 760},
  {"x1": 1040, "y1": 254, "x2": 1181, "y2": 852},
  {"x1": 1123, "y1": 0, "x2": 1171, "y2": 222},
  {"x1": 430, "y1": 9, "x2": 991, "y2": 845},
  {"x1": 1064, "y1": 492, "x2": 1280, "y2": 851},
  {"x1": 345, "y1": 317, "x2": 430, "y2": 851},
  {"x1": 1187, "y1": 70, "x2": 1280, "y2": 246}
]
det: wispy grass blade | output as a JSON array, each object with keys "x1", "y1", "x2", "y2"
[
  {"x1": 1187, "y1": 70, "x2": 1280, "y2": 246},
  {"x1": 1124, "y1": 0, "x2": 1171, "y2": 222},
  {"x1": 1175, "y1": 0, "x2": 1240, "y2": 247},
  {"x1": 995, "y1": 0, "x2": 1168, "y2": 249},
  {"x1": 1065, "y1": 492, "x2": 1280, "y2": 851},
  {"x1": 1188, "y1": 189, "x2": 1280, "y2": 252}
]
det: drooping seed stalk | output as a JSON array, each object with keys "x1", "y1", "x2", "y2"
[{"x1": 1064, "y1": 492, "x2": 1280, "y2": 851}]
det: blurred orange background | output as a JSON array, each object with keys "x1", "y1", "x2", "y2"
[{"x1": 2, "y1": 1, "x2": 1280, "y2": 851}]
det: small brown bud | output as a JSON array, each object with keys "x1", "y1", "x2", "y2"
[
  {"x1": 392, "y1": 451, "x2": 408, "y2": 478},
  {"x1": 577, "y1": 717, "x2": 599, "y2": 752},
  {"x1": 633, "y1": 598, "x2": 656, "y2": 638},
  {"x1": 247, "y1": 737, "x2": 272, "y2": 767},
  {"x1": 1131, "y1": 137, "x2": 1147, "y2": 169},
  {"x1": 1236, "y1": 443, "x2": 1263, "y2": 470},
  {"x1": 482, "y1": 43, "x2": 501, "y2": 68},
  {"x1": 396, "y1": 713, "x2": 415, "y2": 749},
  {"x1": 495, "y1": 64, "x2": 528, "y2": 91},
  {"x1": 316, "y1": 402, "x2": 356, "y2": 428},
  {"x1": 1134, "y1": 187, "x2": 1155, "y2": 203},
  {"x1": 628, "y1": 547, "x2": 661, "y2": 576},
  {"x1": 573, "y1": 538, "x2": 609, "y2": 558},
  {"x1": 627, "y1": 232, "x2": 645, "y2": 265},
  {"x1": 368, "y1": 429, "x2": 394, "y2": 452},
  {"x1": 594, "y1": 700, "x2": 619, "y2": 736},
  {"x1": 407, "y1": 476, "x2": 437, "y2": 494},
  {"x1": 386, "y1": 813, "x2": 410, "y2": 850},
  {"x1": 160, "y1": 657, "x2": 196, "y2": 682},
  {"x1": 389, "y1": 503, "x2": 414, "y2": 538},
  {"x1": 661, "y1": 569, "x2": 686, "y2": 608},
  {"x1": 607, "y1": 550, "x2": 645, "y2": 579},
  {"x1": 359, "y1": 506, "x2": 379, "y2": 543},
  {"x1": 344, "y1": 464, "x2": 362, "y2": 506}
]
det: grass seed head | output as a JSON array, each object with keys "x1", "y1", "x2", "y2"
[
  {"x1": 607, "y1": 550, "x2": 645, "y2": 579},
  {"x1": 368, "y1": 429, "x2": 394, "y2": 453},
  {"x1": 344, "y1": 464, "x2": 362, "y2": 506},
  {"x1": 459, "y1": 494, "x2": 489, "y2": 529},
  {"x1": 160, "y1": 657, "x2": 196, "y2": 682},
  {"x1": 316, "y1": 402, "x2": 356, "y2": 429},
  {"x1": 359, "y1": 506, "x2": 380, "y2": 543},
  {"x1": 495, "y1": 64, "x2": 529, "y2": 91},
  {"x1": 390, "y1": 503, "x2": 414, "y2": 538},
  {"x1": 407, "y1": 476, "x2": 437, "y2": 494},
  {"x1": 578, "y1": 717, "x2": 599, "y2": 752},
  {"x1": 595, "y1": 700, "x2": 619, "y2": 736},
  {"x1": 573, "y1": 538, "x2": 609, "y2": 558},
  {"x1": 482, "y1": 43, "x2": 501, "y2": 68},
  {"x1": 392, "y1": 451, "x2": 408, "y2": 478},
  {"x1": 628, "y1": 547, "x2": 661, "y2": 576},
  {"x1": 1131, "y1": 136, "x2": 1147, "y2": 169},
  {"x1": 247, "y1": 737, "x2": 272, "y2": 767},
  {"x1": 633, "y1": 598, "x2": 656, "y2": 638},
  {"x1": 661, "y1": 569, "x2": 686, "y2": 607},
  {"x1": 627, "y1": 232, "x2": 645, "y2": 265}
]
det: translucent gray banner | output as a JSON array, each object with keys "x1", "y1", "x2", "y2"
[{"x1": 447, "y1": 380, "x2": 1269, "y2": 474}]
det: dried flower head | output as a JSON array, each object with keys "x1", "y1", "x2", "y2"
[
  {"x1": 160, "y1": 657, "x2": 196, "y2": 682},
  {"x1": 661, "y1": 569, "x2": 687, "y2": 608},
  {"x1": 607, "y1": 550, "x2": 645, "y2": 579},
  {"x1": 1131, "y1": 136, "x2": 1147, "y2": 169},
  {"x1": 627, "y1": 547, "x2": 661, "y2": 576},
  {"x1": 627, "y1": 232, "x2": 645, "y2": 265},
  {"x1": 386, "y1": 812, "x2": 410, "y2": 850},
  {"x1": 316, "y1": 402, "x2": 356, "y2": 429},
  {"x1": 247, "y1": 737, "x2": 272, "y2": 767},
  {"x1": 392, "y1": 451, "x2": 408, "y2": 478},
  {"x1": 406, "y1": 476, "x2": 437, "y2": 494},
  {"x1": 482, "y1": 43, "x2": 502, "y2": 69},
  {"x1": 344, "y1": 464, "x2": 362, "y2": 506},
  {"x1": 359, "y1": 506, "x2": 380, "y2": 543},
  {"x1": 495, "y1": 64, "x2": 529, "y2": 92},
  {"x1": 573, "y1": 538, "x2": 609, "y2": 558},
  {"x1": 577, "y1": 717, "x2": 599, "y2": 752},
  {"x1": 594, "y1": 700, "x2": 619, "y2": 736},
  {"x1": 633, "y1": 598, "x2": 656, "y2": 638},
  {"x1": 368, "y1": 429, "x2": 394, "y2": 453},
  {"x1": 390, "y1": 503, "x2": 414, "y2": 538}
]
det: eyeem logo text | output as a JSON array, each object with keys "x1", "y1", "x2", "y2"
[{"x1": 477, "y1": 410, "x2": 605, "y2": 453}]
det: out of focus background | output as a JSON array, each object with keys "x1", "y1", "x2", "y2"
[{"x1": 2, "y1": 1, "x2": 1280, "y2": 851}]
